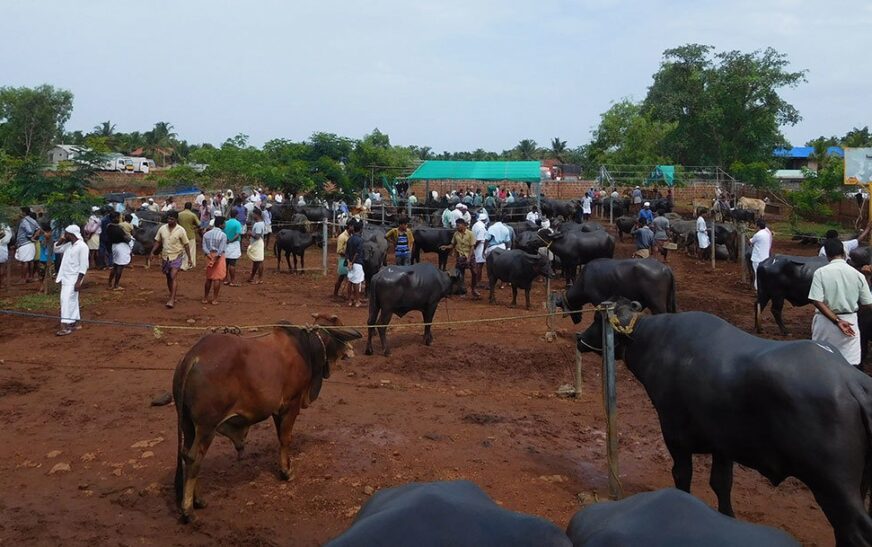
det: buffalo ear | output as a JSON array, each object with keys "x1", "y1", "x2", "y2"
[{"x1": 630, "y1": 301, "x2": 643, "y2": 312}]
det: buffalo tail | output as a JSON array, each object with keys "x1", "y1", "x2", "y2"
[{"x1": 668, "y1": 272, "x2": 678, "y2": 313}]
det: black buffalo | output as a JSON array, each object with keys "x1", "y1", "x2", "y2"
[
  {"x1": 540, "y1": 229, "x2": 615, "y2": 284},
  {"x1": 599, "y1": 196, "x2": 630, "y2": 218},
  {"x1": 411, "y1": 228, "x2": 453, "y2": 270},
  {"x1": 556, "y1": 258, "x2": 676, "y2": 323},
  {"x1": 567, "y1": 489, "x2": 798, "y2": 547},
  {"x1": 577, "y1": 299, "x2": 872, "y2": 546},
  {"x1": 754, "y1": 255, "x2": 827, "y2": 334},
  {"x1": 613, "y1": 216, "x2": 636, "y2": 242},
  {"x1": 554, "y1": 221, "x2": 604, "y2": 233},
  {"x1": 326, "y1": 480, "x2": 570, "y2": 547},
  {"x1": 362, "y1": 240, "x2": 387, "y2": 288},
  {"x1": 541, "y1": 198, "x2": 578, "y2": 220},
  {"x1": 514, "y1": 229, "x2": 548, "y2": 254},
  {"x1": 365, "y1": 263, "x2": 464, "y2": 355},
  {"x1": 273, "y1": 229, "x2": 318, "y2": 273},
  {"x1": 486, "y1": 249, "x2": 554, "y2": 309}
]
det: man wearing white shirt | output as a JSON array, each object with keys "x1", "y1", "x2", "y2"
[
  {"x1": 819, "y1": 227, "x2": 871, "y2": 258},
  {"x1": 526, "y1": 206, "x2": 540, "y2": 226},
  {"x1": 195, "y1": 192, "x2": 206, "y2": 207},
  {"x1": 55, "y1": 225, "x2": 89, "y2": 336},
  {"x1": 471, "y1": 211, "x2": 488, "y2": 298},
  {"x1": 749, "y1": 218, "x2": 772, "y2": 290},
  {"x1": 581, "y1": 193, "x2": 593, "y2": 221}
]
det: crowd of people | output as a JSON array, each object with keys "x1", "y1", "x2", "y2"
[{"x1": 4, "y1": 183, "x2": 872, "y2": 369}]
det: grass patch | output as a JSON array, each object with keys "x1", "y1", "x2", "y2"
[
  {"x1": 0, "y1": 292, "x2": 99, "y2": 312},
  {"x1": 769, "y1": 219, "x2": 843, "y2": 241}
]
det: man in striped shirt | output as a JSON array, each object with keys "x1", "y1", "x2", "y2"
[{"x1": 202, "y1": 217, "x2": 228, "y2": 305}]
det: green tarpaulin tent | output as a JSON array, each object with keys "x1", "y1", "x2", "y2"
[
  {"x1": 645, "y1": 165, "x2": 676, "y2": 186},
  {"x1": 408, "y1": 161, "x2": 541, "y2": 182}
]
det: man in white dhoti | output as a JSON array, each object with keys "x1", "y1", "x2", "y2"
[
  {"x1": 695, "y1": 211, "x2": 710, "y2": 258},
  {"x1": 808, "y1": 239, "x2": 872, "y2": 367},
  {"x1": 55, "y1": 225, "x2": 89, "y2": 336}
]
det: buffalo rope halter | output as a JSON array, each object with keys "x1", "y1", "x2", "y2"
[{"x1": 576, "y1": 309, "x2": 640, "y2": 352}]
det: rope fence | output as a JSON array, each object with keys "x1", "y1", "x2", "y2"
[{"x1": 0, "y1": 305, "x2": 596, "y2": 334}]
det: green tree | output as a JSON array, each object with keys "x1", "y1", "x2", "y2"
[
  {"x1": 642, "y1": 44, "x2": 805, "y2": 166},
  {"x1": 143, "y1": 121, "x2": 178, "y2": 165},
  {"x1": 513, "y1": 139, "x2": 539, "y2": 160},
  {"x1": 789, "y1": 156, "x2": 844, "y2": 220},
  {"x1": 550, "y1": 137, "x2": 567, "y2": 163},
  {"x1": 584, "y1": 99, "x2": 675, "y2": 166},
  {"x1": 0, "y1": 85, "x2": 74, "y2": 158},
  {"x1": 841, "y1": 127, "x2": 872, "y2": 148}
]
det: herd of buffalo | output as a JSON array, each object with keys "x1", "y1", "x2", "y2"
[{"x1": 148, "y1": 196, "x2": 872, "y2": 545}]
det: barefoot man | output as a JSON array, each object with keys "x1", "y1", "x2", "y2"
[
  {"x1": 202, "y1": 216, "x2": 227, "y2": 304},
  {"x1": 151, "y1": 210, "x2": 193, "y2": 308}
]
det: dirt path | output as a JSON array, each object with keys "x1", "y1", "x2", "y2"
[{"x1": 0, "y1": 231, "x2": 833, "y2": 545}]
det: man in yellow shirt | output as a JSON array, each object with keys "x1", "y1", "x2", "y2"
[
  {"x1": 177, "y1": 202, "x2": 200, "y2": 270},
  {"x1": 441, "y1": 218, "x2": 476, "y2": 297},
  {"x1": 333, "y1": 222, "x2": 353, "y2": 298},
  {"x1": 151, "y1": 210, "x2": 193, "y2": 309}
]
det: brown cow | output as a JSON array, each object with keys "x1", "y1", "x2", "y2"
[{"x1": 172, "y1": 313, "x2": 361, "y2": 522}]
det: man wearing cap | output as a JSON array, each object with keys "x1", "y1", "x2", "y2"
[
  {"x1": 450, "y1": 203, "x2": 469, "y2": 229},
  {"x1": 151, "y1": 210, "x2": 193, "y2": 308},
  {"x1": 809, "y1": 238, "x2": 872, "y2": 367},
  {"x1": 471, "y1": 210, "x2": 489, "y2": 298},
  {"x1": 639, "y1": 202, "x2": 654, "y2": 225},
  {"x1": 147, "y1": 198, "x2": 159, "y2": 212},
  {"x1": 526, "y1": 206, "x2": 540, "y2": 227},
  {"x1": 632, "y1": 186, "x2": 643, "y2": 212},
  {"x1": 55, "y1": 225, "x2": 89, "y2": 336}
]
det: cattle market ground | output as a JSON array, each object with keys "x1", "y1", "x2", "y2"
[{"x1": 0, "y1": 232, "x2": 835, "y2": 546}]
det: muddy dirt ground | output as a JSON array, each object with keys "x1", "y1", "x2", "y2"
[{"x1": 0, "y1": 226, "x2": 835, "y2": 546}]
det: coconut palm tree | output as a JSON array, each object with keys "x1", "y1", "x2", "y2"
[
  {"x1": 93, "y1": 120, "x2": 116, "y2": 137},
  {"x1": 515, "y1": 139, "x2": 538, "y2": 160},
  {"x1": 143, "y1": 121, "x2": 178, "y2": 166},
  {"x1": 550, "y1": 137, "x2": 567, "y2": 163}
]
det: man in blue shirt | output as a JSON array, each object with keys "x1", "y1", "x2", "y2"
[
  {"x1": 632, "y1": 218, "x2": 655, "y2": 259},
  {"x1": 638, "y1": 201, "x2": 654, "y2": 225}
]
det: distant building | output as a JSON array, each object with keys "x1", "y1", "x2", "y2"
[
  {"x1": 772, "y1": 146, "x2": 844, "y2": 172},
  {"x1": 47, "y1": 144, "x2": 87, "y2": 165}
]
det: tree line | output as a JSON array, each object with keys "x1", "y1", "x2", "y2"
[{"x1": 1, "y1": 43, "x2": 871, "y2": 224}]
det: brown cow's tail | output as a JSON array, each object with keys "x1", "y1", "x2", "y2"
[{"x1": 173, "y1": 355, "x2": 197, "y2": 508}]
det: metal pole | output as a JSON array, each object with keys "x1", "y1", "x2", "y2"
[
  {"x1": 322, "y1": 220, "x2": 328, "y2": 276},
  {"x1": 600, "y1": 302, "x2": 622, "y2": 499},
  {"x1": 609, "y1": 199, "x2": 613, "y2": 225},
  {"x1": 711, "y1": 218, "x2": 716, "y2": 270}
]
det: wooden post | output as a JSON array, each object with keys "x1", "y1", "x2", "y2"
[
  {"x1": 710, "y1": 219, "x2": 716, "y2": 271},
  {"x1": 738, "y1": 222, "x2": 747, "y2": 284},
  {"x1": 600, "y1": 301, "x2": 622, "y2": 499},
  {"x1": 321, "y1": 220, "x2": 328, "y2": 277},
  {"x1": 545, "y1": 278, "x2": 556, "y2": 342},
  {"x1": 574, "y1": 346, "x2": 583, "y2": 398}
]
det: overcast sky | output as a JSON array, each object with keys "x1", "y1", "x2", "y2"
[{"x1": 2, "y1": 0, "x2": 869, "y2": 153}]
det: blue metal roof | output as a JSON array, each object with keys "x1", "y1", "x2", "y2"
[{"x1": 773, "y1": 146, "x2": 844, "y2": 159}]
